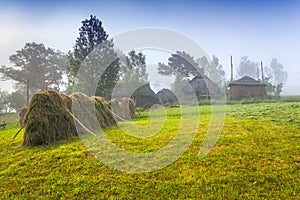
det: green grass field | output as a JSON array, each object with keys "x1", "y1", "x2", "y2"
[{"x1": 0, "y1": 102, "x2": 299, "y2": 199}]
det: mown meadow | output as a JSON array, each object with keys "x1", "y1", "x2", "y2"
[{"x1": 0, "y1": 102, "x2": 299, "y2": 199}]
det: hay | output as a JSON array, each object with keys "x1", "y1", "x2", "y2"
[
  {"x1": 94, "y1": 96, "x2": 116, "y2": 128},
  {"x1": 22, "y1": 91, "x2": 77, "y2": 146},
  {"x1": 18, "y1": 107, "x2": 28, "y2": 128},
  {"x1": 22, "y1": 91, "x2": 134, "y2": 146},
  {"x1": 109, "y1": 98, "x2": 135, "y2": 121}
]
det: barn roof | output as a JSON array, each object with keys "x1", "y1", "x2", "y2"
[
  {"x1": 184, "y1": 75, "x2": 220, "y2": 93},
  {"x1": 157, "y1": 88, "x2": 178, "y2": 101},
  {"x1": 134, "y1": 83, "x2": 158, "y2": 98},
  {"x1": 157, "y1": 88, "x2": 172, "y2": 95},
  {"x1": 229, "y1": 76, "x2": 265, "y2": 86}
]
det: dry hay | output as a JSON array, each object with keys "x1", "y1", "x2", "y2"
[
  {"x1": 22, "y1": 91, "x2": 77, "y2": 146},
  {"x1": 22, "y1": 91, "x2": 134, "y2": 146},
  {"x1": 109, "y1": 98, "x2": 135, "y2": 121},
  {"x1": 69, "y1": 93, "x2": 116, "y2": 131},
  {"x1": 18, "y1": 107, "x2": 28, "y2": 128},
  {"x1": 22, "y1": 91, "x2": 119, "y2": 146},
  {"x1": 94, "y1": 96, "x2": 117, "y2": 127}
]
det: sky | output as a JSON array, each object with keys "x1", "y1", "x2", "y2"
[{"x1": 0, "y1": 0, "x2": 300, "y2": 94}]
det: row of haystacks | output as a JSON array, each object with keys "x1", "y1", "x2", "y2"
[{"x1": 20, "y1": 90, "x2": 134, "y2": 146}]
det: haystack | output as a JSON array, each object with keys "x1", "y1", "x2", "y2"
[
  {"x1": 109, "y1": 98, "x2": 135, "y2": 121},
  {"x1": 69, "y1": 93, "x2": 116, "y2": 132},
  {"x1": 22, "y1": 91, "x2": 77, "y2": 146},
  {"x1": 22, "y1": 91, "x2": 118, "y2": 146},
  {"x1": 18, "y1": 107, "x2": 28, "y2": 128}
]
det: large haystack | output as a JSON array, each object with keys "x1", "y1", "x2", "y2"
[
  {"x1": 22, "y1": 91, "x2": 120, "y2": 146},
  {"x1": 22, "y1": 91, "x2": 77, "y2": 146},
  {"x1": 109, "y1": 98, "x2": 135, "y2": 121}
]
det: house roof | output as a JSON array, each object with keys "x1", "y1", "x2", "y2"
[
  {"x1": 229, "y1": 76, "x2": 265, "y2": 86},
  {"x1": 185, "y1": 75, "x2": 220, "y2": 93},
  {"x1": 132, "y1": 83, "x2": 158, "y2": 99},
  {"x1": 157, "y1": 88, "x2": 178, "y2": 101}
]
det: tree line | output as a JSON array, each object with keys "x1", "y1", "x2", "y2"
[
  {"x1": 0, "y1": 15, "x2": 288, "y2": 112},
  {"x1": 0, "y1": 15, "x2": 148, "y2": 112}
]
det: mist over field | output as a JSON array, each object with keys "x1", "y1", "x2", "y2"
[{"x1": 0, "y1": 0, "x2": 299, "y2": 95}]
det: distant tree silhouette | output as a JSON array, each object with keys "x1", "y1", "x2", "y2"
[{"x1": 237, "y1": 56, "x2": 258, "y2": 79}]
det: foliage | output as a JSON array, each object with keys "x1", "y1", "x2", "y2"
[
  {"x1": 0, "y1": 103, "x2": 299, "y2": 199},
  {"x1": 268, "y1": 58, "x2": 288, "y2": 85},
  {"x1": 121, "y1": 50, "x2": 148, "y2": 83},
  {"x1": 263, "y1": 58, "x2": 287, "y2": 97},
  {"x1": 67, "y1": 15, "x2": 119, "y2": 98},
  {"x1": 171, "y1": 74, "x2": 187, "y2": 99},
  {"x1": 6, "y1": 90, "x2": 26, "y2": 111},
  {"x1": 159, "y1": 52, "x2": 226, "y2": 98},
  {"x1": 264, "y1": 77, "x2": 276, "y2": 96},
  {"x1": 0, "y1": 42, "x2": 67, "y2": 93},
  {"x1": 157, "y1": 51, "x2": 203, "y2": 78},
  {"x1": 0, "y1": 89, "x2": 9, "y2": 113},
  {"x1": 263, "y1": 77, "x2": 283, "y2": 97},
  {"x1": 237, "y1": 56, "x2": 258, "y2": 79},
  {"x1": 274, "y1": 83, "x2": 283, "y2": 97},
  {"x1": 197, "y1": 55, "x2": 226, "y2": 83},
  {"x1": 119, "y1": 50, "x2": 148, "y2": 96}
]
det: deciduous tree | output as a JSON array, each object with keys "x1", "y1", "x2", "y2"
[
  {"x1": 0, "y1": 42, "x2": 67, "y2": 94},
  {"x1": 237, "y1": 56, "x2": 258, "y2": 78}
]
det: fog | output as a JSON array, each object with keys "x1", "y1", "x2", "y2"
[{"x1": 1, "y1": 0, "x2": 299, "y2": 94}]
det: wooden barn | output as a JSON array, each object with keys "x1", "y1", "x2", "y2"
[
  {"x1": 132, "y1": 83, "x2": 159, "y2": 107},
  {"x1": 229, "y1": 76, "x2": 266, "y2": 100},
  {"x1": 157, "y1": 88, "x2": 178, "y2": 104},
  {"x1": 183, "y1": 75, "x2": 220, "y2": 100}
]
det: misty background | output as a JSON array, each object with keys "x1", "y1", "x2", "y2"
[{"x1": 0, "y1": 0, "x2": 300, "y2": 94}]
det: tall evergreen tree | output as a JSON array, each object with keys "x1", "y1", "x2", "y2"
[{"x1": 67, "y1": 15, "x2": 119, "y2": 98}]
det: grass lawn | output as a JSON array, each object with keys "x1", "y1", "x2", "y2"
[{"x1": 0, "y1": 102, "x2": 299, "y2": 199}]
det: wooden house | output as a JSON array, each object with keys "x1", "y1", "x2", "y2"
[
  {"x1": 132, "y1": 83, "x2": 160, "y2": 107},
  {"x1": 229, "y1": 76, "x2": 266, "y2": 100},
  {"x1": 183, "y1": 75, "x2": 220, "y2": 100}
]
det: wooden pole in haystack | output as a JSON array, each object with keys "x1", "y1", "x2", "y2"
[{"x1": 12, "y1": 127, "x2": 24, "y2": 140}]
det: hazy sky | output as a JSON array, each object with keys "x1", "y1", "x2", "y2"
[{"x1": 0, "y1": 0, "x2": 299, "y2": 94}]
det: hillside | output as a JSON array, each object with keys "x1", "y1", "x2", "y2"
[{"x1": 0, "y1": 103, "x2": 299, "y2": 199}]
